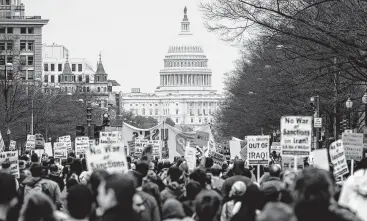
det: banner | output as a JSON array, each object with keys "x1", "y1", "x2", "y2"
[
  {"x1": 99, "y1": 131, "x2": 120, "y2": 145},
  {"x1": 26, "y1": 135, "x2": 36, "y2": 151},
  {"x1": 44, "y1": 143, "x2": 53, "y2": 157},
  {"x1": 86, "y1": 143, "x2": 128, "y2": 173},
  {"x1": 247, "y1": 135, "x2": 270, "y2": 165},
  {"x1": 329, "y1": 140, "x2": 349, "y2": 177},
  {"x1": 185, "y1": 143, "x2": 196, "y2": 171},
  {"x1": 342, "y1": 133, "x2": 363, "y2": 161},
  {"x1": 75, "y1": 136, "x2": 89, "y2": 156},
  {"x1": 9, "y1": 140, "x2": 16, "y2": 151},
  {"x1": 281, "y1": 116, "x2": 312, "y2": 157},
  {"x1": 0, "y1": 151, "x2": 19, "y2": 178},
  {"x1": 54, "y1": 142, "x2": 67, "y2": 159},
  {"x1": 135, "y1": 139, "x2": 161, "y2": 159},
  {"x1": 229, "y1": 140, "x2": 241, "y2": 159},
  {"x1": 208, "y1": 150, "x2": 226, "y2": 166}
]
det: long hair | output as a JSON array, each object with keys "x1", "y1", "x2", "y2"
[{"x1": 19, "y1": 192, "x2": 56, "y2": 221}]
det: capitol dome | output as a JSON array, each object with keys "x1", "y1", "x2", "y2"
[{"x1": 156, "y1": 7, "x2": 215, "y2": 95}]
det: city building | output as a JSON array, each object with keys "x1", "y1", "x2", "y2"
[
  {"x1": 42, "y1": 44, "x2": 121, "y2": 112},
  {"x1": 0, "y1": 0, "x2": 48, "y2": 82},
  {"x1": 121, "y1": 7, "x2": 222, "y2": 128}
]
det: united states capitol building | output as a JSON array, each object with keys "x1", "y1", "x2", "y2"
[{"x1": 121, "y1": 7, "x2": 222, "y2": 128}]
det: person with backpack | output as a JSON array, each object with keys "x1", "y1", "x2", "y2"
[{"x1": 21, "y1": 163, "x2": 61, "y2": 209}]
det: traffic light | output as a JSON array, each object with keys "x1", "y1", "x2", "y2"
[
  {"x1": 94, "y1": 125, "x2": 103, "y2": 139},
  {"x1": 87, "y1": 102, "x2": 92, "y2": 125},
  {"x1": 76, "y1": 125, "x2": 85, "y2": 136},
  {"x1": 102, "y1": 113, "x2": 110, "y2": 127}
]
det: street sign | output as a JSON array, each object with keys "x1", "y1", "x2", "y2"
[{"x1": 314, "y1": 118, "x2": 322, "y2": 128}]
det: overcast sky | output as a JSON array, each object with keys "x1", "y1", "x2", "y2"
[{"x1": 23, "y1": 0, "x2": 240, "y2": 93}]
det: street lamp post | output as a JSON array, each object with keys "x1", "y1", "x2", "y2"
[
  {"x1": 346, "y1": 98, "x2": 353, "y2": 129},
  {"x1": 362, "y1": 89, "x2": 367, "y2": 130}
]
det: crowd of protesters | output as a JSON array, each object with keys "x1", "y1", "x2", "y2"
[{"x1": 0, "y1": 150, "x2": 366, "y2": 221}]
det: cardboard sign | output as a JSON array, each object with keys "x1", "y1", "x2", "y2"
[
  {"x1": 9, "y1": 140, "x2": 16, "y2": 151},
  {"x1": 229, "y1": 140, "x2": 241, "y2": 159},
  {"x1": 208, "y1": 150, "x2": 226, "y2": 166},
  {"x1": 26, "y1": 135, "x2": 36, "y2": 150},
  {"x1": 75, "y1": 137, "x2": 89, "y2": 156},
  {"x1": 54, "y1": 142, "x2": 67, "y2": 159},
  {"x1": 312, "y1": 149, "x2": 329, "y2": 171},
  {"x1": 342, "y1": 133, "x2": 363, "y2": 161},
  {"x1": 86, "y1": 143, "x2": 128, "y2": 174},
  {"x1": 270, "y1": 142, "x2": 281, "y2": 155},
  {"x1": 135, "y1": 139, "x2": 161, "y2": 159},
  {"x1": 329, "y1": 140, "x2": 348, "y2": 177},
  {"x1": 185, "y1": 145, "x2": 196, "y2": 171},
  {"x1": 99, "y1": 132, "x2": 120, "y2": 145},
  {"x1": 247, "y1": 135, "x2": 270, "y2": 165},
  {"x1": 59, "y1": 135, "x2": 71, "y2": 142},
  {"x1": 282, "y1": 156, "x2": 304, "y2": 170},
  {"x1": 0, "y1": 151, "x2": 19, "y2": 178},
  {"x1": 194, "y1": 131, "x2": 210, "y2": 146},
  {"x1": 281, "y1": 116, "x2": 312, "y2": 157},
  {"x1": 44, "y1": 143, "x2": 53, "y2": 157}
]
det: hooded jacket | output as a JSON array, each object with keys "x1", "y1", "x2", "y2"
[
  {"x1": 161, "y1": 181, "x2": 185, "y2": 204},
  {"x1": 339, "y1": 169, "x2": 367, "y2": 221}
]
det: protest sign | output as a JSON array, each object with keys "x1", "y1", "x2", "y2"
[
  {"x1": 208, "y1": 150, "x2": 226, "y2": 166},
  {"x1": 270, "y1": 142, "x2": 281, "y2": 155},
  {"x1": 0, "y1": 151, "x2": 19, "y2": 178},
  {"x1": 247, "y1": 135, "x2": 270, "y2": 165},
  {"x1": 86, "y1": 143, "x2": 128, "y2": 173},
  {"x1": 99, "y1": 131, "x2": 120, "y2": 145},
  {"x1": 0, "y1": 133, "x2": 4, "y2": 152},
  {"x1": 34, "y1": 149, "x2": 45, "y2": 160},
  {"x1": 312, "y1": 149, "x2": 329, "y2": 171},
  {"x1": 282, "y1": 156, "x2": 304, "y2": 170},
  {"x1": 185, "y1": 144, "x2": 196, "y2": 171},
  {"x1": 26, "y1": 135, "x2": 36, "y2": 150},
  {"x1": 329, "y1": 140, "x2": 349, "y2": 177},
  {"x1": 54, "y1": 142, "x2": 67, "y2": 159},
  {"x1": 281, "y1": 116, "x2": 312, "y2": 157},
  {"x1": 135, "y1": 139, "x2": 161, "y2": 159},
  {"x1": 59, "y1": 135, "x2": 72, "y2": 151},
  {"x1": 44, "y1": 143, "x2": 53, "y2": 157},
  {"x1": 9, "y1": 140, "x2": 16, "y2": 151},
  {"x1": 342, "y1": 133, "x2": 363, "y2": 161},
  {"x1": 229, "y1": 140, "x2": 241, "y2": 159},
  {"x1": 89, "y1": 139, "x2": 95, "y2": 148},
  {"x1": 75, "y1": 136, "x2": 89, "y2": 156},
  {"x1": 194, "y1": 131, "x2": 210, "y2": 146}
]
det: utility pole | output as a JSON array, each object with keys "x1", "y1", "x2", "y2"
[
  {"x1": 333, "y1": 57, "x2": 340, "y2": 139},
  {"x1": 87, "y1": 102, "x2": 92, "y2": 139},
  {"x1": 315, "y1": 95, "x2": 321, "y2": 149}
]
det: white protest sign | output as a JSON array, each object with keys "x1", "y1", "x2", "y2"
[
  {"x1": 54, "y1": 142, "x2": 67, "y2": 159},
  {"x1": 342, "y1": 133, "x2": 363, "y2": 161},
  {"x1": 185, "y1": 145, "x2": 196, "y2": 171},
  {"x1": 270, "y1": 142, "x2": 281, "y2": 155},
  {"x1": 281, "y1": 116, "x2": 312, "y2": 157},
  {"x1": 229, "y1": 140, "x2": 241, "y2": 159},
  {"x1": 282, "y1": 156, "x2": 304, "y2": 170},
  {"x1": 75, "y1": 136, "x2": 89, "y2": 156},
  {"x1": 314, "y1": 118, "x2": 322, "y2": 128},
  {"x1": 312, "y1": 149, "x2": 329, "y2": 171},
  {"x1": 26, "y1": 135, "x2": 36, "y2": 150},
  {"x1": 59, "y1": 135, "x2": 72, "y2": 151},
  {"x1": 9, "y1": 140, "x2": 16, "y2": 151},
  {"x1": 208, "y1": 150, "x2": 226, "y2": 166},
  {"x1": 0, "y1": 151, "x2": 19, "y2": 178},
  {"x1": 135, "y1": 139, "x2": 161, "y2": 159},
  {"x1": 246, "y1": 135, "x2": 270, "y2": 165},
  {"x1": 329, "y1": 140, "x2": 348, "y2": 177},
  {"x1": 86, "y1": 142, "x2": 128, "y2": 173},
  {"x1": 0, "y1": 133, "x2": 4, "y2": 152},
  {"x1": 99, "y1": 132, "x2": 120, "y2": 145},
  {"x1": 44, "y1": 143, "x2": 53, "y2": 157}
]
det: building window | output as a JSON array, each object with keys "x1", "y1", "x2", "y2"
[
  {"x1": 58, "y1": 64, "x2": 62, "y2": 72},
  {"x1": 199, "y1": 118, "x2": 201, "y2": 123},
  {"x1": 130, "y1": 104, "x2": 132, "y2": 106},
  {"x1": 20, "y1": 55, "x2": 26, "y2": 65},
  {"x1": 87, "y1": 87, "x2": 90, "y2": 92},
  {"x1": 97, "y1": 76, "x2": 100, "y2": 82},
  {"x1": 20, "y1": 41, "x2": 26, "y2": 51},
  {"x1": 209, "y1": 109, "x2": 212, "y2": 115},
  {"x1": 44, "y1": 75, "x2": 48, "y2": 83},
  {"x1": 72, "y1": 64, "x2": 76, "y2": 72},
  {"x1": 28, "y1": 70, "x2": 34, "y2": 80},
  {"x1": 20, "y1": 27, "x2": 27, "y2": 34},
  {"x1": 50, "y1": 64, "x2": 55, "y2": 71},
  {"x1": 197, "y1": 109, "x2": 200, "y2": 115},
  {"x1": 27, "y1": 41, "x2": 34, "y2": 51},
  {"x1": 176, "y1": 103, "x2": 178, "y2": 106},
  {"x1": 143, "y1": 104, "x2": 145, "y2": 107},
  {"x1": 203, "y1": 109, "x2": 206, "y2": 115},
  {"x1": 6, "y1": 56, "x2": 12, "y2": 64},
  {"x1": 86, "y1": 75, "x2": 89, "y2": 83},
  {"x1": 190, "y1": 109, "x2": 193, "y2": 115},
  {"x1": 149, "y1": 109, "x2": 153, "y2": 115},
  {"x1": 0, "y1": 27, "x2": 5, "y2": 33},
  {"x1": 64, "y1": 76, "x2": 67, "y2": 82},
  {"x1": 28, "y1": 27, "x2": 34, "y2": 34},
  {"x1": 0, "y1": 42, "x2": 4, "y2": 51},
  {"x1": 78, "y1": 75, "x2": 82, "y2": 82},
  {"x1": 6, "y1": 41, "x2": 13, "y2": 50},
  {"x1": 155, "y1": 109, "x2": 158, "y2": 115},
  {"x1": 78, "y1": 64, "x2": 82, "y2": 72},
  {"x1": 142, "y1": 109, "x2": 145, "y2": 115},
  {"x1": 155, "y1": 104, "x2": 158, "y2": 106},
  {"x1": 176, "y1": 118, "x2": 179, "y2": 123},
  {"x1": 136, "y1": 104, "x2": 138, "y2": 106},
  {"x1": 209, "y1": 102, "x2": 212, "y2": 106},
  {"x1": 58, "y1": 75, "x2": 61, "y2": 82},
  {"x1": 51, "y1": 75, "x2": 55, "y2": 83},
  {"x1": 98, "y1": 87, "x2": 100, "y2": 92},
  {"x1": 150, "y1": 104, "x2": 152, "y2": 106},
  {"x1": 191, "y1": 118, "x2": 193, "y2": 123},
  {"x1": 176, "y1": 109, "x2": 179, "y2": 115},
  {"x1": 27, "y1": 56, "x2": 34, "y2": 65}
]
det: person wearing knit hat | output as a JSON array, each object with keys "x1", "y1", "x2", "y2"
[
  {"x1": 221, "y1": 181, "x2": 247, "y2": 221},
  {"x1": 162, "y1": 198, "x2": 185, "y2": 221},
  {"x1": 256, "y1": 202, "x2": 297, "y2": 221}
]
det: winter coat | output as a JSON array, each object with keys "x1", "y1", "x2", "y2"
[
  {"x1": 137, "y1": 190, "x2": 161, "y2": 221},
  {"x1": 339, "y1": 169, "x2": 367, "y2": 221},
  {"x1": 22, "y1": 176, "x2": 61, "y2": 207},
  {"x1": 47, "y1": 174, "x2": 65, "y2": 192},
  {"x1": 221, "y1": 175, "x2": 252, "y2": 202},
  {"x1": 161, "y1": 181, "x2": 185, "y2": 204}
]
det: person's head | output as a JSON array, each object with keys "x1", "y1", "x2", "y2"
[
  {"x1": 205, "y1": 157, "x2": 214, "y2": 169},
  {"x1": 162, "y1": 199, "x2": 185, "y2": 220},
  {"x1": 357, "y1": 157, "x2": 367, "y2": 171},
  {"x1": 185, "y1": 180, "x2": 201, "y2": 200},
  {"x1": 1, "y1": 159, "x2": 11, "y2": 174},
  {"x1": 31, "y1": 153, "x2": 39, "y2": 163},
  {"x1": 269, "y1": 164, "x2": 282, "y2": 178},
  {"x1": 97, "y1": 173, "x2": 136, "y2": 212},
  {"x1": 256, "y1": 202, "x2": 297, "y2": 221},
  {"x1": 168, "y1": 165, "x2": 182, "y2": 183},
  {"x1": 260, "y1": 180, "x2": 283, "y2": 204},
  {"x1": 49, "y1": 164, "x2": 59, "y2": 176},
  {"x1": 149, "y1": 161, "x2": 155, "y2": 171},
  {"x1": 0, "y1": 173, "x2": 18, "y2": 207},
  {"x1": 243, "y1": 168, "x2": 252, "y2": 179},
  {"x1": 19, "y1": 192, "x2": 56, "y2": 221},
  {"x1": 229, "y1": 181, "x2": 247, "y2": 201},
  {"x1": 66, "y1": 179, "x2": 79, "y2": 190},
  {"x1": 21, "y1": 155, "x2": 29, "y2": 162},
  {"x1": 142, "y1": 181, "x2": 161, "y2": 207},
  {"x1": 135, "y1": 160, "x2": 149, "y2": 178},
  {"x1": 19, "y1": 160, "x2": 26, "y2": 171},
  {"x1": 81, "y1": 158, "x2": 87, "y2": 171},
  {"x1": 195, "y1": 190, "x2": 222, "y2": 221},
  {"x1": 189, "y1": 167, "x2": 207, "y2": 189},
  {"x1": 30, "y1": 163, "x2": 42, "y2": 178},
  {"x1": 211, "y1": 164, "x2": 222, "y2": 177},
  {"x1": 132, "y1": 193, "x2": 145, "y2": 215},
  {"x1": 89, "y1": 169, "x2": 109, "y2": 197},
  {"x1": 233, "y1": 160, "x2": 245, "y2": 175},
  {"x1": 70, "y1": 159, "x2": 83, "y2": 176},
  {"x1": 67, "y1": 184, "x2": 93, "y2": 220},
  {"x1": 67, "y1": 157, "x2": 73, "y2": 165}
]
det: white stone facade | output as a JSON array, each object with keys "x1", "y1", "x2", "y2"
[{"x1": 121, "y1": 7, "x2": 222, "y2": 127}]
